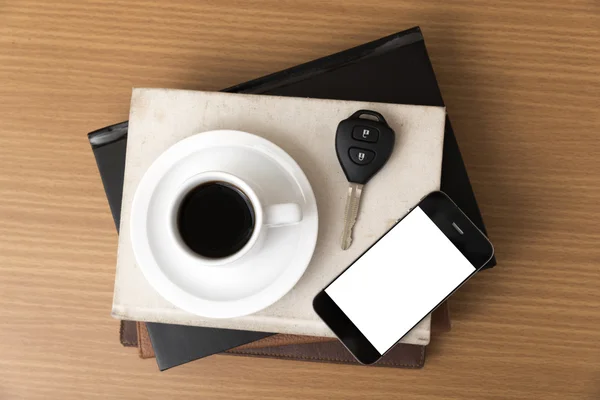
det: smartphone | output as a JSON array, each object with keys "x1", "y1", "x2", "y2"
[{"x1": 313, "y1": 191, "x2": 494, "y2": 364}]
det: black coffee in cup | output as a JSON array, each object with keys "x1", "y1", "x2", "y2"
[{"x1": 177, "y1": 181, "x2": 255, "y2": 259}]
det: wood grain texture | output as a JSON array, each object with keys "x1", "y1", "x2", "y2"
[{"x1": 0, "y1": 0, "x2": 599, "y2": 398}]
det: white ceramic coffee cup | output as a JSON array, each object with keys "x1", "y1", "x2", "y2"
[{"x1": 167, "y1": 171, "x2": 302, "y2": 266}]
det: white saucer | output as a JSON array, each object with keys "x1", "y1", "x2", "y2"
[{"x1": 130, "y1": 130, "x2": 318, "y2": 318}]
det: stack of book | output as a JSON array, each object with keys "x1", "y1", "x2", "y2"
[{"x1": 88, "y1": 27, "x2": 495, "y2": 370}]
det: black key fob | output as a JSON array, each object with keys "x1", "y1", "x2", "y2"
[{"x1": 335, "y1": 110, "x2": 396, "y2": 185}]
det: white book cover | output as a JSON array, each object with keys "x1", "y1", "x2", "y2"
[{"x1": 113, "y1": 89, "x2": 445, "y2": 345}]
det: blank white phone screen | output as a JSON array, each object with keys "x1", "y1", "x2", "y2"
[{"x1": 325, "y1": 206, "x2": 475, "y2": 354}]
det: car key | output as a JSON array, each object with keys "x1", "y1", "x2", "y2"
[{"x1": 335, "y1": 110, "x2": 395, "y2": 250}]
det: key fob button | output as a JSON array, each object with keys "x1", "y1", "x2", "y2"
[
  {"x1": 349, "y1": 148, "x2": 375, "y2": 165},
  {"x1": 351, "y1": 125, "x2": 379, "y2": 143}
]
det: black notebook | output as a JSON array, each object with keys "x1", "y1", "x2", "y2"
[{"x1": 89, "y1": 26, "x2": 495, "y2": 370}]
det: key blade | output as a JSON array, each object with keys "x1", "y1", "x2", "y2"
[{"x1": 341, "y1": 183, "x2": 364, "y2": 250}]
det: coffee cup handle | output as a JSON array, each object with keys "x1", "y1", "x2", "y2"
[{"x1": 264, "y1": 203, "x2": 303, "y2": 227}]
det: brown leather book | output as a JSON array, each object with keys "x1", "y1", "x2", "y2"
[
  {"x1": 226, "y1": 339, "x2": 426, "y2": 368},
  {"x1": 132, "y1": 301, "x2": 450, "y2": 368}
]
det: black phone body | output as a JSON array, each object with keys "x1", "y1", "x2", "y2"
[{"x1": 313, "y1": 191, "x2": 494, "y2": 364}]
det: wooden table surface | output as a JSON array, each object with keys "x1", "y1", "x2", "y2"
[{"x1": 1, "y1": 0, "x2": 599, "y2": 398}]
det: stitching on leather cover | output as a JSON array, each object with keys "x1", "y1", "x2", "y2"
[
  {"x1": 227, "y1": 349, "x2": 346, "y2": 362},
  {"x1": 225, "y1": 348, "x2": 424, "y2": 368}
]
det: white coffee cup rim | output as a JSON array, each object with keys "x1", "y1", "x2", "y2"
[{"x1": 168, "y1": 171, "x2": 264, "y2": 267}]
